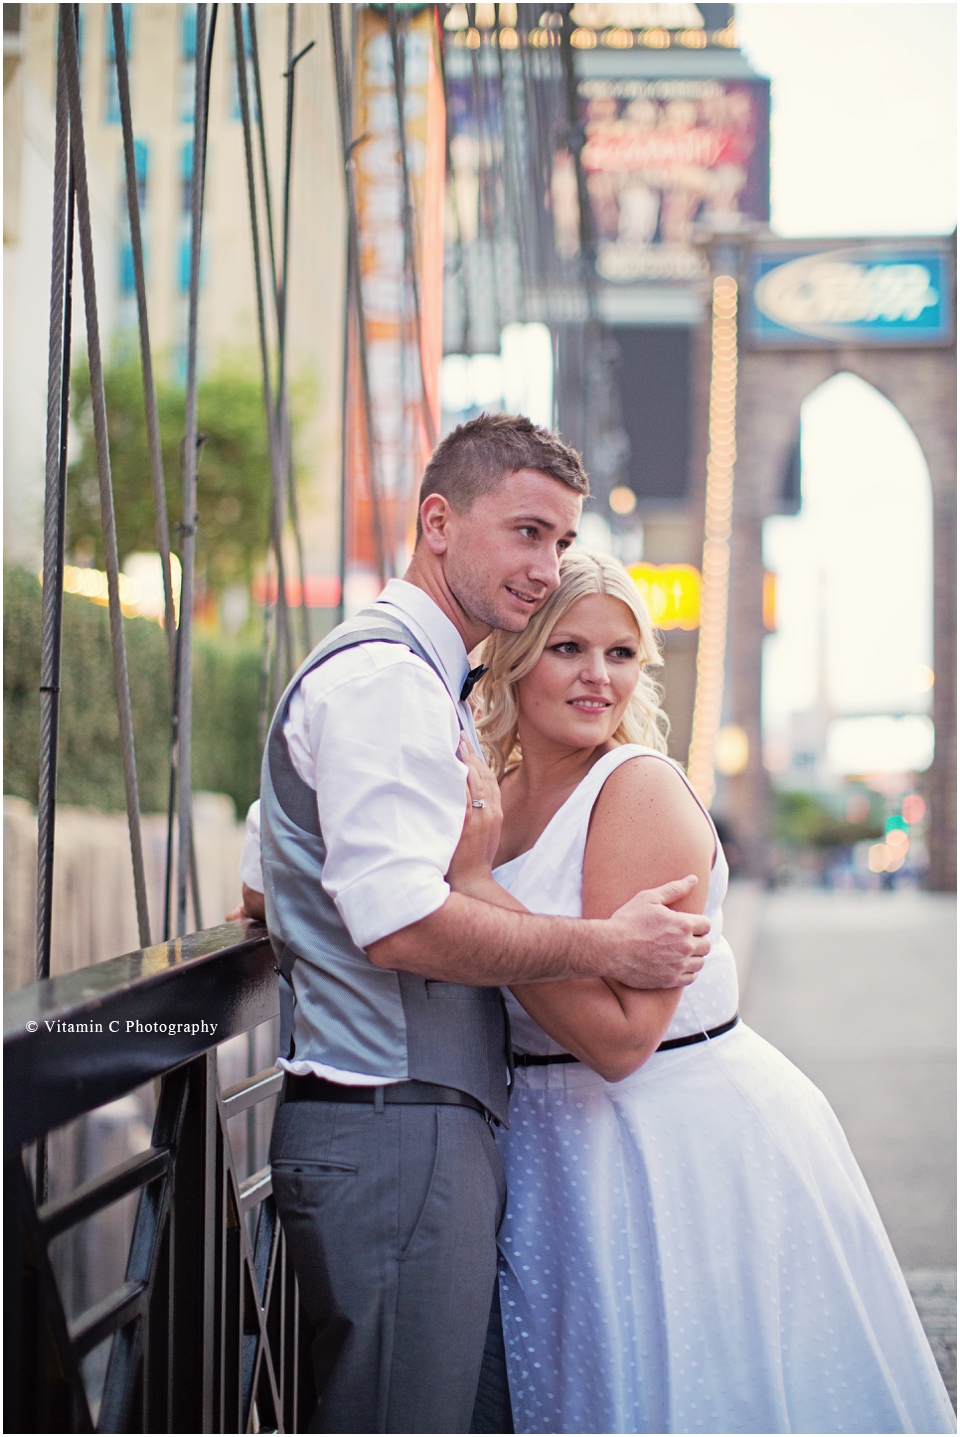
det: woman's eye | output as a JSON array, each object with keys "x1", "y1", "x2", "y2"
[
  {"x1": 551, "y1": 642, "x2": 580, "y2": 655},
  {"x1": 610, "y1": 647, "x2": 637, "y2": 660}
]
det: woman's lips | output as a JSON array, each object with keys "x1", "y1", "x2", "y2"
[{"x1": 568, "y1": 697, "x2": 612, "y2": 712}]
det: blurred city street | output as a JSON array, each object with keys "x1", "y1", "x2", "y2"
[
  {"x1": 3, "y1": 2, "x2": 954, "y2": 1427},
  {"x1": 739, "y1": 885, "x2": 957, "y2": 1400}
]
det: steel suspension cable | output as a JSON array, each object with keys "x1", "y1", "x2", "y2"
[
  {"x1": 277, "y1": 5, "x2": 315, "y2": 658},
  {"x1": 202, "y1": 3, "x2": 218, "y2": 191},
  {"x1": 466, "y1": 8, "x2": 504, "y2": 344},
  {"x1": 385, "y1": 7, "x2": 414, "y2": 561},
  {"x1": 111, "y1": 6, "x2": 177, "y2": 657},
  {"x1": 247, "y1": 5, "x2": 280, "y2": 304},
  {"x1": 62, "y1": 4, "x2": 151, "y2": 949},
  {"x1": 175, "y1": 1, "x2": 211, "y2": 937},
  {"x1": 558, "y1": 12, "x2": 598, "y2": 316},
  {"x1": 331, "y1": 3, "x2": 389, "y2": 587},
  {"x1": 36, "y1": 12, "x2": 74, "y2": 1003},
  {"x1": 493, "y1": 8, "x2": 532, "y2": 326},
  {"x1": 245, "y1": 2, "x2": 289, "y2": 721},
  {"x1": 435, "y1": 14, "x2": 472, "y2": 353},
  {"x1": 387, "y1": 5, "x2": 437, "y2": 454},
  {"x1": 332, "y1": 4, "x2": 355, "y2": 625},
  {"x1": 233, "y1": 0, "x2": 294, "y2": 712},
  {"x1": 111, "y1": 3, "x2": 184, "y2": 938},
  {"x1": 256, "y1": 547, "x2": 278, "y2": 756},
  {"x1": 34, "y1": 14, "x2": 77, "y2": 1211}
]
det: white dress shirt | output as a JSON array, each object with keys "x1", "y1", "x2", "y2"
[{"x1": 250, "y1": 579, "x2": 479, "y2": 1086}]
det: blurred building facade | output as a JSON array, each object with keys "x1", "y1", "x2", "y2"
[
  {"x1": 440, "y1": 1, "x2": 765, "y2": 757},
  {"x1": 440, "y1": 2, "x2": 955, "y2": 888},
  {"x1": 3, "y1": 2, "x2": 347, "y2": 584},
  {"x1": 4, "y1": 3, "x2": 955, "y2": 887}
]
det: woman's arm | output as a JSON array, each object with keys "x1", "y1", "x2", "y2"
[{"x1": 508, "y1": 756, "x2": 715, "y2": 1081}]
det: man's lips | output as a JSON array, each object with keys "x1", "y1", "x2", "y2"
[{"x1": 505, "y1": 585, "x2": 541, "y2": 606}]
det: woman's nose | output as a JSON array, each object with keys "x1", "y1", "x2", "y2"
[{"x1": 580, "y1": 652, "x2": 609, "y2": 685}]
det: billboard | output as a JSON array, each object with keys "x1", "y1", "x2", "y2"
[
  {"x1": 578, "y1": 76, "x2": 769, "y2": 284},
  {"x1": 746, "y1": 242, "x2": 954, "y2": 347}
]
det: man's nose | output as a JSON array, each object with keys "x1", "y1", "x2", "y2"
[{"x1": 528, "y1": 545, "x2": 563, "y2": 592}]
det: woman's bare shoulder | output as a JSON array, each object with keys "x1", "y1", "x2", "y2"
[
  {"x1": 592, "y1": 751, "x2": 702, "y2": 820},
  {"x1": 583, "y1": 752, "x2": 714, "y2": 915}
]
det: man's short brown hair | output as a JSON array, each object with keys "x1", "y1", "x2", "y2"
[{"x1": 416, "y1": 413, "x2": 589, "y2": 540}]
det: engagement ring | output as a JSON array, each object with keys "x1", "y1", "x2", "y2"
[{"x1": 471, "y1": 799, "x2": 487, "y2": 809}]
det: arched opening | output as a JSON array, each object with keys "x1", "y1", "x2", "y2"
[{"x1": 761, "y1": 372, "x2": 934, "y2": 885}]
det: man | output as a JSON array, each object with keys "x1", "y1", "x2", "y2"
[{"x1": 250, "y1": 415, "x2": 709, "y2": 1433}]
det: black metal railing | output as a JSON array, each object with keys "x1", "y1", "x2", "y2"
[{"x1": 4, "y1": 923, "x2": 315, "y2": 1433}]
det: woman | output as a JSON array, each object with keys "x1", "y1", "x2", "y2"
[{"x1": 448, "y1": 547, "x2": 954, "y2": 1435}]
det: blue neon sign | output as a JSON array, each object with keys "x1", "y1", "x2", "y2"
[{"x1": 747, "y1": 245, "x2": 953, "y2": 347}]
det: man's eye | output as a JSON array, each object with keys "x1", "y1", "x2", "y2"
[{"x1": 519, "y1": 526, "x2": 538, "y2": 540}]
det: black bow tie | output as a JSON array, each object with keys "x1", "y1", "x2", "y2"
[{"x1": 460, "y1": 664, "x2": 487, "y2": 702}]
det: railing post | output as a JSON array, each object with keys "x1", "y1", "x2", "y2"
[
  {"x1": 5, "y1": 926, "x2": 295, "y2": 1434},
  {"x1": 170, "y1": 1054, "x2": 221, "y2": 1432},
  {"x1": 4, "y1": 1155, "x2": 93, "y2": 1433}
]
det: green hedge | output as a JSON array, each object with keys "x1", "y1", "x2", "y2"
[{"x1": 4, "y1": 566, "x2": 261, "y2": 817}]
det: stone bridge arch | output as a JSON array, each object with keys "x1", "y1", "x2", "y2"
[{"x1": 723, "y1": 334, "x2": 955, "y2": 890}]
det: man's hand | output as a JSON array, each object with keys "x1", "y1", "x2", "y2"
[
  {"x1": 605, "y1": 875, "x2": 709, "y2": 988},
  {"x1": 225, "y1": 884, "x2": 266, "y2": 924}
]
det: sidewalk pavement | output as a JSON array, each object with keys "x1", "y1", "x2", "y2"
[{"x1": 739, "y1": 887, "x2": 957, "y2": 1405}]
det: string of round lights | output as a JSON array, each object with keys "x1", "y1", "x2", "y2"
[{"x1": 687, "y1": 273, "x2": 739, "y2": 806}]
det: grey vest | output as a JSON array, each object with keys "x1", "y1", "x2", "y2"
[{"x1": 260, "y1": 608, "x2": 510, "y2": 1124}]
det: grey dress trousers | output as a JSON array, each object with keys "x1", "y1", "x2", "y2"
[{"x1": 270, "y1": 1092, "x2": 509, "y2": 1433}]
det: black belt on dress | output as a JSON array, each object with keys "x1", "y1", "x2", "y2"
[
  {"x1": 513, "y1": 1012, "x2": 740, "y2": 1067},
  {"x1": 282, "y1": 1073, "x2": 485, "y2": 1115}
]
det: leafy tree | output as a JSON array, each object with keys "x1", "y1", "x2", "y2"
[
  {"x1": 66, "y1": 354, "x2": 272, "y2": 596},
  {"x1": 771, "y1": 789, "x2": 883, "y2": 850}
]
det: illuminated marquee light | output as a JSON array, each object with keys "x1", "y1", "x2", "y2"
[
  {"x1": 762, "y1": 571, "x2": 777, "y2": 631},
  {"x1": 39, "y1": 562, "x2": 181, "y2": 624},
  {"x1": 687, "y1": 274, "x2": 739, "y2": 806},
  {"x1": 627, "y1": 563, "x2": 701, "y2": 631},
  {"x1": 447, "y1": 18, "x2": 734, "y2": 51}
]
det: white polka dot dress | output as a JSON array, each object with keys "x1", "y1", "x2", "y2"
[{"x1": 494, "y1": 747, "x2": 955, "y2": 1435}]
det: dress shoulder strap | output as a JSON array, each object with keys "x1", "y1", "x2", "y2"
[{"x1": 584, "y1": 745, "x2": 721, "y2": 857}]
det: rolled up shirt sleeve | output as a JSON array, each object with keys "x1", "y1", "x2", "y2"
[
  {"x1": 239, "y1": 799, "x2": 264, "y2": 892},
  {"x1": 297, "y1": 647, "x2": 468, "y2": 951}
]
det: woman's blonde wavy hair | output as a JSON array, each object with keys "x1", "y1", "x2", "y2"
[{"x1": 474, "y1": 546, "x2": 669, "y2": 777}]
